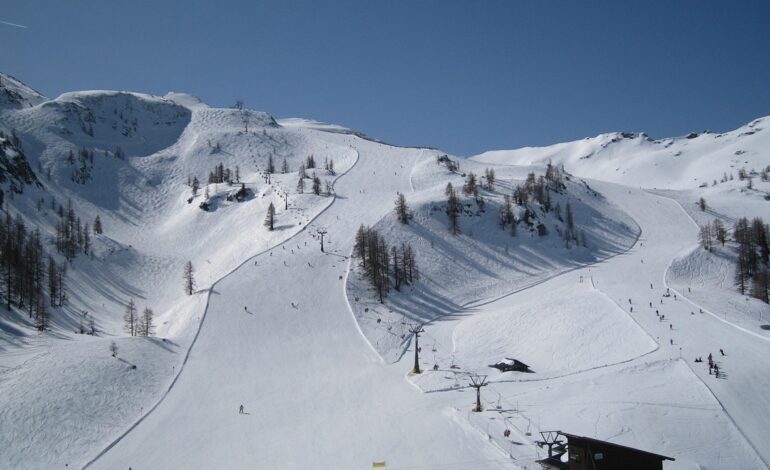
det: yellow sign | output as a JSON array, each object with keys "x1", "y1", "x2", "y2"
[{"x1": 372, "y1": 462, "x2": 386, "y2": 468}]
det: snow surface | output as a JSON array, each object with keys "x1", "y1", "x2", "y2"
[{"x1": 1, "y1": 73, "x2": 769, "y2": 469}]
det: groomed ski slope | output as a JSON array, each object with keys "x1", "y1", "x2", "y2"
[
  {"x1": 88, "y1": 138, "x2": 514, "y2": 469},
  {"x1": 88, "y1": 138, "x2": 769, "y2": 469}
]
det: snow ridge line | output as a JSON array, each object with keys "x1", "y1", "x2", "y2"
[{"x1": 82, "y1": 146, "x2": 361, "y2": 470}]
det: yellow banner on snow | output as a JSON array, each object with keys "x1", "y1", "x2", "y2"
[{"x1": 372, "y1": 462, "x2": 386, "y2": 468}]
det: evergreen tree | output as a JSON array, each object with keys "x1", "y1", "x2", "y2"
[
  {"x1": 312, "y1": 176, "x2": 322, "y2": 195},
  {"x1": 499, "y1": 195, "x2": 512, "y2": 229},
  {"x1": 264, "y1": 202, "x2": 276, "y2": 231},
  {"x1": 353, "y1": 225, "x2": 368, "y2": 267},
  {"x1": 281, "y1": 158, "x2": 289, "y2": 174},
  {"x1": 47, "y1": 256, "x2": 59, "y2": 306},
  {"x1": 394, "y1": 193, "x2": 410, "y2": 224},
  {"x1": 183, "y1": 261, "x2": 196, "y2": 295},
  {"x1": 267, "y1": 155, "x2": 275, "y2": 174},
  {"x1": 35, "y1": 300, "x2": 49, "y2": 331},
  {"x1": 565, "y1": 202, "x2": 576, "y2": 247},
  {"x1": 462, "y1": 172, "x2": 478, "y2": 196},
  {"x1": 93, "y1": 215, "x2": 103, "y2": 234},
  {"x1": 139, "y1": 307, "x2": 155, "y2": 336},
  {"x1": 191, "y1": 177, "x2": 200, "y2": 197},
  {"x1": 306, "y1": 155, "x2": 316, "y2": 169},
  {"x1": 124, "y1": 298, "x2": 137, "y2": 336},
  {"x1": 296, "y1": 176, "x2": 305, "y2": 194},
  {"x1": 446, "y1": 183, "x2": 460, "y2": 235},
  {"x1": 484, "y1": 168, "x2": 496, "y2": 190},
  {"x1": 752, "y1": 270, "x2": 770, "y2": 304}
]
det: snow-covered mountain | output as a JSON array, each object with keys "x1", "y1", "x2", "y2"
[{"x1": 0, "y1": 72, "x2": 768, "y2": 470}]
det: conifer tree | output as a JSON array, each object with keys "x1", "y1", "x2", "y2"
[
  {"x1": 183, "y1": 261, "x2": 195, "y2": 295},
  {"x1": 139, "y1": 307, "x2": 155, "y2": 336},
  {"x1": 463, "y1": 172, "x2": 478, "y2": 196},
  {"x1": 395, "y1": 193, "x2": 410, "y2": 224},
  {"x1": 124, "y1": 298, "x2": 137, "y2": 336},
  {"x1": 264, "y1": 202, "x2": 276, "y2": 231},
  {"x1": 281, "y1": 158, "x2": 289, "y2": 173},
  {"x1": 312, "y1": 176, "x2": 322, "y2": 195},
  {"x1": 446, "y1": 183, "x2": 460, "y2": 235}
]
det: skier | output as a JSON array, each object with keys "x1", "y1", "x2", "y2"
[
  {"x1": 630, "y1": 306, "x2": 633, "y2": 312},
  {"x1": 720, "y1": 349, "x2": 725, "y2": 356},
  {"x1": 650, "y1": 302, "x2": 653, "y2": 308},
  {"x1": 650, "y1": 283, "x2": 653, "y2": 289},
  {"x1": 239, "y1": 404, "x2": 244, "y2": 414},
  {"x1": 670, "y1": 338, "x2": 673, "y2": 345},
  {"x1": 669, "y1": 324, "x2": 672, "y2": 330}
]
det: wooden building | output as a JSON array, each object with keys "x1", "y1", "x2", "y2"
[{"x1": 562, "y1": 432, "x2": 674, "y2": 470}]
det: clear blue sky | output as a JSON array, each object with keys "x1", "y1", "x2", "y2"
[{"x1": 2, "y1": 1, "x2": 769, "y2": 155}]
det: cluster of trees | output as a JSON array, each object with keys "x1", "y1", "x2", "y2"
[
  {"x1": 54, "y1": 200, "x2": 98, "y2": 260},
  {"x1": 436, "y1": 154, "x2": 460, "y2": 172},
  {"x1": 0, "y1": 213, "x2": 68, "y2": 330},
  {"x1": 733, "y1": 217, "x2": 769, "y2": 303},
  {"x1": 262, "y1": 155, "x2": 291, "y2": 174},
  {"x1": 513, "y1": 167, "x2": 563, "y2": 210},
  {"x1": 0, "y1": 212, "x2": 50, "y2": 330},
  {"x1": 296, "y1": 170, "x2": 328, "y2": 196},
  {"x1": 66, "y1": 147, "x2": 94, "y2": 184},
  {"x1": 495, "y1": 165, "x2": 580, "y2": 246},
  {"x1": 207, "y1": 163, "x2": 240, "y2": 185},
  {"x1": 353, "y1": 225, "x2": 418, "y2": 302},
  {"x1": 123, "y1": 298, "x2": 155, "y2": 336},
  {"x1": 698, "y1": 219, "x2": 727, "y2": 250}
]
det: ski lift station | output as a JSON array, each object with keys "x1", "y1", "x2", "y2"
[{"x1": 538, "y1": 431, "x2": 674, "y2": 469}]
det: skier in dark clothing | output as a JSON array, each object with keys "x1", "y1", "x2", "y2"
[
  {"x1": 720, "y1": 349, "x2": 725, "y2": 356},
  {"x1": 239, "y1": 404, "x2": 244, "y2": 414}
]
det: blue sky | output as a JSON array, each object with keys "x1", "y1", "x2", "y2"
[{"x1": 2, "y1": 1, "x2": 769, "y2": 155}]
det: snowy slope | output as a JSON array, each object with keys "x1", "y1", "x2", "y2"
[
  {"x1": 0, "y1": 73, "x2": 47, "y2": 110},
  {"x1": 474, "y1": 117, "x2": 770, "y2": 191},
  {"x1": 0, "y1": 73, "x2": 768, "y2": 470}
]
